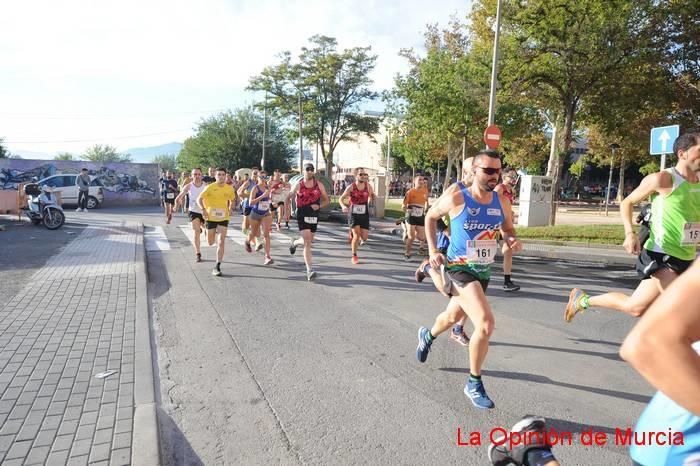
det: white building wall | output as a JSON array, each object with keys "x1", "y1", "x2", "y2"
[{"x1": 311, "y1": 125, "x2": 392, "y2": 180}]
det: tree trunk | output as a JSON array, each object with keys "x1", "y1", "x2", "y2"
[
  {"x1": 549, "y1": 103, "x2": 575, "y2": 226},
  {"x1": 616, "y1": 155, "x2": 626, "y2": 202},
  {"x1": 325, "y1": 151, "x2": 334, "y2": 182}
]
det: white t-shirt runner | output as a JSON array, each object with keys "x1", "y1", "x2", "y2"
[{"x1": 188, "y1": 182, "x2": 207, "y2": 214}]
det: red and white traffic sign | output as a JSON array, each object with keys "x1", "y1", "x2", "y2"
[{"x1": 483, "y1": 125, "x2": 502, "y2": 149}]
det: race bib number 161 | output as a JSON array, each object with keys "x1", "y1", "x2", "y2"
[{"x1": 466, "y1": 240, "x2": 497, "y2": 265}]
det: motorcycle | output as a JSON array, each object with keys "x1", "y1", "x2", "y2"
[{"x1": 23, "y1": 183, "x2": 66, "y2": 230}]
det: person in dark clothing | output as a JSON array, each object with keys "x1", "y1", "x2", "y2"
[{"x1": 75, "y1": 168, "x2": 91, "y2": 212}]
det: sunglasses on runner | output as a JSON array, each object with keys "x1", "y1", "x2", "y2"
[
  {"x1": 305, "y1": 166, "x2": 315, "y2": 172},
  {"x1": 476, "y1": 166, "x2": 501, "y2": 175}
]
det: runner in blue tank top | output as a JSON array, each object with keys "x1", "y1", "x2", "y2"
[{"x1": 415, "y1": 149, "x2": 522, "y2": 410}]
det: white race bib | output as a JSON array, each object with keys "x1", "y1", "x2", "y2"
[
  {"x1": 211, "y1": 208, "x2": 226, "y2": 219},
  {"x1": 304, "y1": 216, "x2": 318, "y2": 225},
  {"x1": 466, "y1": 240, "x2": 497, "y2": 265},
  {"x1": 166, "y1": 193, "x2": 175, "y2": 199},
  {"x1": 258, "y1": 201, "x2": 270, "y2": 211},
  {"x1": 682, "y1": 222, "x2": 700, "y2": 246},
  {"x1": 351, "y1": 204, "x2": 367, "y2": 215},
  {"x1": 410, "y1": 206, "x2": 424, "y2": 217}
]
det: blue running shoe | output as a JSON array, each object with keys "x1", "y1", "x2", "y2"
[
  {"x1": 416, "y1": 327, "x2": 432, "y2": 362},
  {"x1": 465, "y1": 379, "x2": 495, "y2": 409}
]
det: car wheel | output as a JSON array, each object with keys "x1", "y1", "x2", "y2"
[{"x1": 87, "y1": 196, "x2": 99, "y2": 209}]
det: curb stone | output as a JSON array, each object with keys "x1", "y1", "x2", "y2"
[{"x1": 132, "y1": 223, "x2": 161, "y2": 466}]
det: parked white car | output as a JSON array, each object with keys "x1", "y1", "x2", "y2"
[{"x1": 38, "y1": 174, "x2": 105, "y2": 209}]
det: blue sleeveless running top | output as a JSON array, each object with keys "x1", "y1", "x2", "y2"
[
  {"x1": 446, "y1": 183, "x2": 505, "y2": 280},
  {"x1": 251, "y1": 186, "x2": 271, "y2": 215}
]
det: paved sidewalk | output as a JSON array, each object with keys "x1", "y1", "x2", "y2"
[{"x1": 0, "y1": 222, "x2": 157, "y2": 465}]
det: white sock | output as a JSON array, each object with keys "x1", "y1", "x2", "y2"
[{"x1": 294, "y1": 238, "x2": 304, "y2": 247}]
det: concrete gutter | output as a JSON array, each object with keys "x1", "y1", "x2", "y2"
[{"x1": 132, "y1": 223, "x2": 161, "y2": 466}]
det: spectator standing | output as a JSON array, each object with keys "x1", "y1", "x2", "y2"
[{"x1": 75, "y1": 168, "x2": 91, "y2": 212}]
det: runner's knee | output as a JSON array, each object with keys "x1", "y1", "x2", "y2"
[{"x1": 474, "y1": 315, "x2": 495, "y2": 337}]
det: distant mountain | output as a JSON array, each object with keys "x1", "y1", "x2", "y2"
[
  {"x1": 124, "y1": 142, "x2": 183, "y2": 163},
  {"x1": 7, "y1": 149, "x2": 53, "y2": 160}
]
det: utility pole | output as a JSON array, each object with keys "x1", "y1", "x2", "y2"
[
  {"x1": 605, "y1": 143, "x2": 620, "y2": 216},
  {"x1": 261, "y1": 92, "x2": 267, "y2": 171},
  {"x1": 385, "y1": 126, "x2": 391, "y2": 201},
  {"x1": 487, "y1": 0, "x2": 502, "y2": 128},
  {"x1": 298, "y1": 93, "x2": 304, "y2": 172}
]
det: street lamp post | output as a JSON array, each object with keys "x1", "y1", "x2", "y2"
[
  {"x1": 384, "y1": 126, "x2": 391, "y2": 201},
  {"x1": 487, "y1": 0, "x2": 503, "y2": 128},
  {"x1": 605, "y1": 143, "x2": 620, "y2": 216},
  {"x1": 261, "y1": 92, "x2": 267, "y2": 170},
  {"x1": 298, "y1": 93, "x2": 303, "y2": 172}
]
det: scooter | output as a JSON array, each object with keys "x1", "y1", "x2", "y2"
[{"x1": 23, "y1": 183, "x2": 66, "y2": 230}]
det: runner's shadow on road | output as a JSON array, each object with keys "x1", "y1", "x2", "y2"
[
  {"x1": 438, "y1": 368, "x2": 650, "y2": 404},
  {"x1": 489, "y1": 341, "x2": 622, "y2": 362},
  {"x1": 567, "y1": 337, "x2": 622, "y2": 347},
  {"x1": 158, "y1": 407, "x2": 205, "y2": 466},
  {"x1": 489, "y1": 289, "x2": 569, "y2": 304}
]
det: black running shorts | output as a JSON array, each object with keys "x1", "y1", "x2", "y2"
[
  {"x1": 297, "y1": 205, "x2": 319, "y2": 233},
  {"x1": 447, "y1": 269, "x2": 489, "y2": 292},
  {"x1": 206, "y1": 220, "x2": 229, "y2": 230},
  {"x1": 350, "y1": 213, "x2": 370, "y2": 230},
  {"x1": 636, "y1": 248, "x2": 693, "y2": 280},
  {"x1": 189, "y1": 211, "x2": 204, "y2": 223}
]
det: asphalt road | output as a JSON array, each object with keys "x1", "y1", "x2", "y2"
[
  {"x1": 145, "y1": 207, "x2": 652, "y2": 466},
  {"x1": 0, "y1": 214, "x2": 88, "y2": 299}
]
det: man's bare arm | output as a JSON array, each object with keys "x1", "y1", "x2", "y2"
[{"x1": 621, "y1": 258, "x2": 700, "y2": 416}]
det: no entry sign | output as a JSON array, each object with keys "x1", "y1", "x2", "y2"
[{"x1": 483, "y1": 125, "x2": 502, "y2": 149}]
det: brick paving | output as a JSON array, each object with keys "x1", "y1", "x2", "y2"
[{"x1": 0, "y1": 224, "x2": 140, "y2": 465}]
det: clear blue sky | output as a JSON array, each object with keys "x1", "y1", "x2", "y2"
[{"x1": 0, "y1": 0, "x2": 472, "y2": 157}]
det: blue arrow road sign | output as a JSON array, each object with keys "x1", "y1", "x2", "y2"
[{"x1": 650, "y1": 125, "x2": 679, "y2": 155}]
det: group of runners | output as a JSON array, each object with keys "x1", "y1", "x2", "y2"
[
  {"x1": 163, "y1": 129, "x2": 699, "y2": 466},
  {"x1": 172, "y1": 163, "x2": 330, "y2": 280}
]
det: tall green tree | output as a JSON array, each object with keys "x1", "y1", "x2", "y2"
[
  {"x1": 153, "y1": 154, "x2": 177, "y2": 172},
  {"x1": 391, "y1": 18, "x2": 547, "y2": 188},
  {"x1": 248, "y1": 35, "x2": 380, "y2": 175},
  {"x1": 0, "y1": 138, "x2": 8, "y2": 159},
  {"x1": 471, "y1": 0, "x2": 659, "y2": 224},
  {"x1": 83, "y1": 144, "x2": 131, "y2": 163},
  {"x1": 177, "y1": 108, "x2": 293, "y2": 173},
  {"x1": 54, "y1": 152, "x2": 75, "y2": 161}
]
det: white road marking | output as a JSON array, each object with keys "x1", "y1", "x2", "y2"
[{"x1": 144, "y1": 226, "x2": 171, "y2": 251}]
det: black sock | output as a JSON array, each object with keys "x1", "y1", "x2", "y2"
[
  {"x1": 216, "y1": 262, "x2": 221, "y2": 269},
  {"x1": 469, "y1": 373, "x2": 481, "y2": 382},
  {"x1": 525, "y1": 448, "x2": 555, "y2": 466},
  {"x1": 505, "y1": 274, "x2": 512, "y2": 283}
]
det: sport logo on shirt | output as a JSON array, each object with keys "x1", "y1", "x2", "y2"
[{"x1": 467, "y1": 207, "x2": 481, "y2": 216}]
